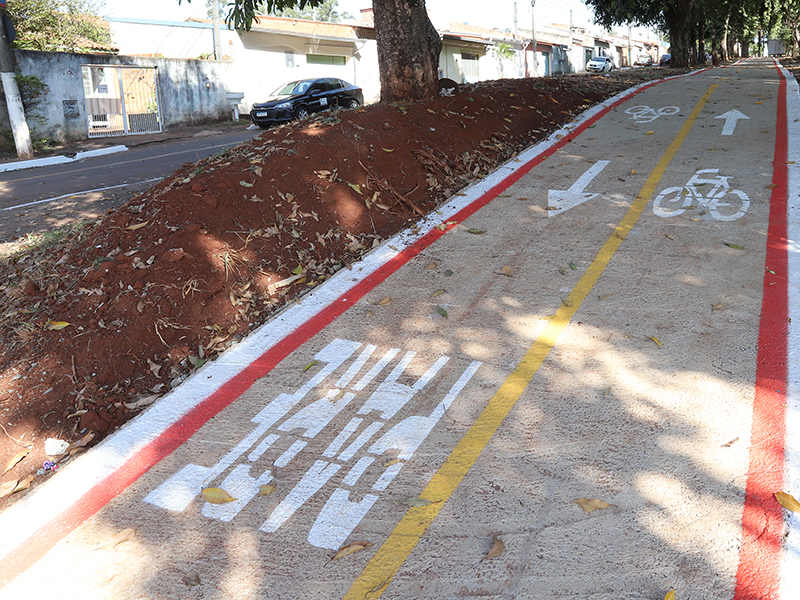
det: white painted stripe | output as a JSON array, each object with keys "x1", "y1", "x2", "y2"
[
  {"x1": 781, "y1": 61, "x2": 800, "y2": 599},
  {"x1": 0, "y1": 145, "x2": 128, "y2": 173},
  {"x1": 3, "y1": 177, "x2": 162, "y2": 211},
  {"x1": 0, "y1": 72, "x2": 700, "y2": 566}
]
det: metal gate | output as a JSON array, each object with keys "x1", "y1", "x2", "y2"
[{"x1": 82, "y1": 65, "x2": 162, "y2": 138}]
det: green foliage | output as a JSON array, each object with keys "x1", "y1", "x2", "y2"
[
  {"x1": 181, "y1": 0, "x2": 325, "y2": 30},
  {"x1": 266, "y1": 0, "x2": 351, "y2": 21},
  {"x1": 494, "y1": 43, "x2": 515, "y2": 60},
  {"x1": 0, "y1": 73, "x2": 50, "y2": 125},
  {"x1": 6, "y1": 0, "x2": 113, "y2": 52},
  {"x1": 14, "y1": 74, "x2": 49, "y2": 116}
]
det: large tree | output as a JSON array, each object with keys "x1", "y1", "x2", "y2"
[
  {"x1": 182, "y1": 0, "x2": 442, "y2": 103},
  {"x1": 6, "y1": 0, "x2": 113, "y2": 52},
  {"x1": 583, "y1": 0, "x2": 695, "y2": 68}
]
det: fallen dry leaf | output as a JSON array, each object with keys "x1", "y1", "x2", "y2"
[
  {"x1": 377, "y1": 297, "x2": 392, "y2": 306},
  {"x1": 496, "y1": 265, "x2": 513, "y2": 277},
  {"x1": 46, "y1": 321, "x2": 71, "y2": 331},
  {"x1": 384, "y1": 459, "x2": 403, "y2": 467},
  {"x1": 712, "y1": 303, "x2": 724, "y2": 312},
  {"x1": 259, "y1": 483, "x2": 277, "y2": 496},
  {"x1": 664, "y1": 589, "x2": 676, "y2": 600},
  {"x1": 0, "y1": 479, "x2": 18, "y2": 499},
  {"x1": 126, "y1": 221, "x2": 149, "y2": 231},
  {"x1": 648, "y1": 336, "x2": 662, "y2": 347},
  {"x1": 436, "y1": 306, "x2": 448, "y2": 318},
  {"x1": 4, "y1": 449, "x2": 29, "y2": 474},
  {"x1": 201, "y1": 487, "x2": 237, "y2": 504},
  {"x1": 94, "y1": 527, "x2": 135, "y2": 550},
  {"x1": 400, "y1": 496, "x2": 439, "y2": 507},
  {"x1": 13, "y1": 474, "x2": 34, "y2": 493},
  {"x1": 776, "y1": 491, "x2": 800, "y2": 512},
  {"x1": 721, "y1": 436, "x2": 739, "y2": 447},
  {"x1": 326, "y1": 540, "x2": 372, "y2": 565},
  {"x1": 484, "y1": 536, "x2": 505, "y2": 560},
  {"x1": 425, "y1": 262, "x2": 438, "y2": 270},
  {"x1": 574, "y1": 497, "x2": 611, "y2": 513},
  {"x1": 182, "y1": 571, "x2": 201, "y2": 587},
  {"x1": 432, "y1": 289, "x2": 445, "y2": 297}
]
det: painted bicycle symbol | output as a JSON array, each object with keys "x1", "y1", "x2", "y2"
[
  {"x1": 653, "y1": 169, "x2": 750, "y2": 221},
  {"x1": 624, "y1": 105, "x2": 680, "y2": 123}
]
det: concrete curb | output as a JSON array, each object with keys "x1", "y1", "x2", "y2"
[{"x1": 0, "y1": 145, "x2": 128, "y2": 173}]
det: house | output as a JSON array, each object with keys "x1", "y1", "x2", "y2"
[{"x1": 2, "y1": 11, "x2": 665, "y2": 144}]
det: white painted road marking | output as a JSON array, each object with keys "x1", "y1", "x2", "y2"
[
  {"x1": 547, "y1": 160, "x2": 610, "y2": 217},
  {"x1": 624, "y1": 105, "x2": 680, "y2": 123},
  {"x1": 144, "y1": 338, "x2": 482, "y2": 551},
  {"x1": 653, "y1": 168, "x2": 750, "y2": 220},
  {"x1": 715, "y1": 109, "x2": 750, "y2": 135}
]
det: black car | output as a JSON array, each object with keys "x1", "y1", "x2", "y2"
[
  {"x1": 250, "y1": 78, "x2": 364, "y2": 128},
  {"x1": 659, "y1": 54, "x2": 671, "y2": 66}
]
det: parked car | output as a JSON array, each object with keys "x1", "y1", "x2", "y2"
[
  {"x1": 659, "y1": 54, "x2": 671, "y2": 66},
  {"x1": 634, "y1": 55, "x2": 653, "y2": 66},
  {"x1": 250, "y1": 78, "x2": 364, "y2": 128},
  {"x1": 586, "y1": 56, "x2": 614, "y2": 73}
]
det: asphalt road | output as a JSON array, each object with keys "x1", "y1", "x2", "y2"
[
  {"x1": 0, "y1": 128, "x2": 260, "y2": 244},
  {"x1": 1, "y1": 59, "x2": 799, "y2": 600}
]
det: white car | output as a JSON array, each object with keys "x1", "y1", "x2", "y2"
[{"x1": 586, "y1": 56, "x2": 614, "y2": 73}]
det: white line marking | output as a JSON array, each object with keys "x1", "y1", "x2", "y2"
[
  {"x1": 781, "y1": 60, "x2": 800, "y2": 600},
  {"x1": 2, "y1": 178, "x2": 162, "y2": 211}
]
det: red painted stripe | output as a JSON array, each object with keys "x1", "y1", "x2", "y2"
[
  {"x1": 0, "y1": 75, "x2": 680, "y2": 587},
  {"x1": 733, "y1": 59, "x2": 789, "y2": 600}
]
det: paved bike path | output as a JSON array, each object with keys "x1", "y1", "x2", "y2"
[{"x1": 0, "y1": 59, "x2": 798, "y2": 600}]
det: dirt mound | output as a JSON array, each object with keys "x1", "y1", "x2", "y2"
[{"x1": 0, "y1": 69, "x2": 682, "y2": 509}]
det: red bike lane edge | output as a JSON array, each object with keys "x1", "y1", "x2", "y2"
[
  {"x1": 0, "y1": 69, "x2": 730, "y2": 588},
  {"x1": 732, "y1": 58, "x2": 789, "y2": 600}
]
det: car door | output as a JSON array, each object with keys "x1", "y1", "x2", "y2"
[
  {"x1": 305, "y1": 81, "x2": 328, "y2": 114},
  {"x1": 327, "y1": 79, "x2": 346, "y2": 108}
]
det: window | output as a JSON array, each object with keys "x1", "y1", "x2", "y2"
[
  {"x1": 285, "y1": 51, "x2": 295, "y2": 68},
  {"x1": 461, "y1": 52, "x2": 480, "y2": 82},
  {"x1": 307, "y1": 54, "x2": 346, "y2": 66}
]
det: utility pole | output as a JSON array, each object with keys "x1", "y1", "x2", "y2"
[
  {"x1": 627, "y1": 22, "x2": 632, "y2": 67},
  {"x1": 212, "y1": 0, "x2": 222, "y2": 60},
  {"x1": 513, "y1": 2, "x2": 518, "y2": 39},
  {"x1": 0, "y1": 3, "x2": 33, "y2": 159},
  {"x1": 530, "y1": 0, "x2": 537, "y2": 77}
]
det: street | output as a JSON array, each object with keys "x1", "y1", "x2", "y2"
[
  {"x1": 0, "y1": 59, "x2": 798, "y2": 599},
  {"x1": 0, "y1": 127, "x2": 260, "y2": 243}
]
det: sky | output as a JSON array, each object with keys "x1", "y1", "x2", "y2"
[
  {"x1": 101, "y1": 0, "x2": 657, "y2": 42},
  {"x1": 103, "y1": 0, "x2": 599, "y2": 33}
]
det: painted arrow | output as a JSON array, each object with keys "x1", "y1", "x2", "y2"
[
  {"x1": 547, "y1": 160, "x2": 610, "y2": 217},
  {"x1": 715, "y1": 109, "x2": 750, "y2": 135}
]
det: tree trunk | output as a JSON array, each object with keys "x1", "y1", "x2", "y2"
[
  {"x1": 721, "y1": 11, "x2": 731, "y2": 60},
  {"x1": 697, "y1": 6, "x2": 706, "y2": 64},
  {"x1": 664, "y1": 0, "x2": 694, "y2": 68},
  {"x1": 372, "y1": 0, "x2": 442, "y2": 104}
]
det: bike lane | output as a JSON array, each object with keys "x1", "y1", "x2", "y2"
[{"x1": 0, "y1": 60, "x2": 796, "y2": 600}]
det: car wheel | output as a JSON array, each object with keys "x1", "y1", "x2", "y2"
[
  {"x1": 295, "y1": 106, "x2": 309, "y2": 119},
  {"x1": 347, "y1": 99, "x2": 359, "y2": 109}
]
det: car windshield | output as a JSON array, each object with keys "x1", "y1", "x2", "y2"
[
  {"x1": 591, "y1": 57, "x2": 607, "y2": 62},
  {"x1": 271, "y1": 80, "x2": 313, "y2": 96}
]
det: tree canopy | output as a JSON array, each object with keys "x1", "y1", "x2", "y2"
[{"x1": 6, "y1": 0, "x2": 114, "y2": 52}]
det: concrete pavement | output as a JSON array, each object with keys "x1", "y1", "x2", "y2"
[{"x1": 0, "y1": 59, "x2": 798, "y2": 600}]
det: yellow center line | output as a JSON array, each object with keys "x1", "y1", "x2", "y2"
[{"x1": 343, "y1": 82, "x2": 719, "y2": 600}]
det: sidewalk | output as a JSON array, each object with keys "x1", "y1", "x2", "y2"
[{"x1": 0, "y1": 119, "x2": 255, "y2": 172}]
